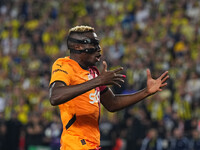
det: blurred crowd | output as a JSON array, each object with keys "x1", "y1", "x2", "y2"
[{"x1": 0, "y1": 0, "x2": 200, "y2": 150}]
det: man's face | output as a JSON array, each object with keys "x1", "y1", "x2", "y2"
[{"x1": 76, "y1": 32, "x2": 101, "y2": 67}]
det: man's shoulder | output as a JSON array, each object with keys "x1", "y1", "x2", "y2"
[
  {"x1": 53, "y1": 57, "x2": 81, "y2": 74},
  {"x1": 53, "y1": 57, "x2": 73, "y2": 67},
  {"x1": 54, "y1": 56, "x2": 70, "y2": 63},
  {"x1": 51, "y1": 57, "x2": 74, "y2": 72}
]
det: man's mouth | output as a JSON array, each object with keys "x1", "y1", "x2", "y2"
[{"x1": 95, "y1": 55, "x2": 101, "y2": 61}]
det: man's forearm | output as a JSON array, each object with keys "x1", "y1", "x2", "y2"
[
  {"x1": 114, "y1": 88, "x2": 150, "y2": 111},
  {"x1": 101, "y1": 88, "x2": 150, "y2": 112},
  {"x1": 50, "y1": 78, "x2": 102, "y2": 106}
]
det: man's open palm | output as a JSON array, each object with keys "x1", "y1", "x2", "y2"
[{"x1": 146, "y1": 69, "x2": 169, "y2": 95}]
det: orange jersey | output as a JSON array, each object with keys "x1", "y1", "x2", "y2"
[{"x1": 49, "y1": 57, "x2": 107, "y2": 150}]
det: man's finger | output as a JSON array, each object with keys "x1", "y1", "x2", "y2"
[
  {"x1": 160, "y1": 83, "x2": 167, "y2": 88},
  {"x1": 112, "y1": 67, "x2": 123, "y2": 73},
  {"x1": 113, "y1": 78, "x2": 124, "y2": 83},
  {"x1": 161, "y1": 75, "x2": 169, "y2": 83},
  {"x1": 112, "y1": 81, "x2": 121, "y2": 87},
  {"x1": 103, "y1": 61, "x2": 107, "y2": 72},
  {"x1": 146, "y1": 69, "x2": 152, "y2": 79},
  {"x1": 159, "y1": 71, "x2": 169, "y2": 80},
  {"x1": 115, "y1": 74, "x2": 126, "y2": 78}
]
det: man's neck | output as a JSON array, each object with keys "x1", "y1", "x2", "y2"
[{"x1": 70, "y1": 55, "x2": 89, "y2": 70}]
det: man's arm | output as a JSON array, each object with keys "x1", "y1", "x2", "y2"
[
  {"x1": 100, "y1": 69, "x2": 169, "y2": 112},
  {"x1": 49, "y1": 80, "x2": 100, "y2": 106},
  {"x1": 49, "y1": 61, "x2": 125, "y2": 106},
  {"x1": 49, "y1": 61, "x2": 168, "y2": 107},
  {"x1": 100, "y1": 88, "x2": 148, "y2": 112}
]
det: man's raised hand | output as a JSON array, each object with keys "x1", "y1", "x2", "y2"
[
  {"x1": 146, "y1": 69, "x2": 169, "y2": 95},
  {"x1": 98, "y1": 61, "x2": 125, "y2": 87}
]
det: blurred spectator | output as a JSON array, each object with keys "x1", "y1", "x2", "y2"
[
  {"x1": 113, "y1": 128, "x2": 127, "y2": 150},
  {"x1": 25, "y1": 112, "x2": 44, "y2": 150},
  {"x1": 43, "y1": 112, "x2": 62, "y2": 150},
  {"x1": 140, "y1": 128, "x2": 163, "y2": 150},
  {"x1": 0, "y1": 96, "x2": 5, "y2": 113},
  {"x1": 185, "y1": 71, "x2": 200, "y2": 102},
  {"x1": 4, "y1": 111, "x2": 23, "y2": 150},
  {"x1": 99, "y1": 116, "x2": 116, "y2": 150},
  {"x1": 189, "y1": 129, "x2": 200, "y2": 150},
  {"x1": 107, "y1": 41, "x2": 125, "y2": 66},
  {"x1": 125, "y1": 108, "x2": 150, "y2": 150},
  {"x1": 0, "y1": 112, "x2": 6, "y2": 150},
  {"x1": 169, "y1": 128, "x2": 190, "y2": 150}
]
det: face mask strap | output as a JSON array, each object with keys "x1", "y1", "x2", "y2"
[
  {"x1": 67, "y1": 37, "x2": 99, "y2": 45},
  {"x1": 69, "y1": 48, "x2": 100, "y2": 54}
]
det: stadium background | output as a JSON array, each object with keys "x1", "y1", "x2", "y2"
[{"x1": 0, "y1": 0, "x2": 200, "y2": 150}]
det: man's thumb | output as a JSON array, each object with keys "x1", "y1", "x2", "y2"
[
  {"x1": 146, "y1": 68, "x2": 152, "y2": 79},
  {"x1": 103, "y1": 61, "x2": 107, "y2": 72}
]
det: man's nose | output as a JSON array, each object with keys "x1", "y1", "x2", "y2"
[{"x1": 96, "y1": 45, "x2": 101, "y2": 52}]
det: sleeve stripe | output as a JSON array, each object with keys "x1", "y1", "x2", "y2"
[{"x1": 49, "y1": 80, "x2": 67, "y2": 88}]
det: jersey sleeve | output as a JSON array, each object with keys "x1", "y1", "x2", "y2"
[
  {"x1": 49, "y1": 59, "x2": 72, "y2": 87},
  {"x1": 99, "y1": 86, "x2": 108, "y2": 95}
]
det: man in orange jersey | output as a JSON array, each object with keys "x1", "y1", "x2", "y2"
[{"x1": 49, "y1": 25, "x2": 169, "y2": 150}]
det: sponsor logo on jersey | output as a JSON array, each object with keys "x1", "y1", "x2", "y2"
[
  {"x1": 89, "y1": 89, "x2": 100, "y2": 104},
  {"x1": 53, "y1": 69, "x2": 68, "y2": 74}
]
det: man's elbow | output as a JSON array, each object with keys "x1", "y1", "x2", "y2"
[
  {"x1": 49, "y1": 97, "x2": 58, "y2": 106},
  {"x1": 107, "y1": 109, "x2": 116, "y2": 113},
  {"x1": 105, "y1": 101, "x2": 122, "y2": 112},
  {"x1": 105, "y1": 105, "x2": 117, "y2": 112}
]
